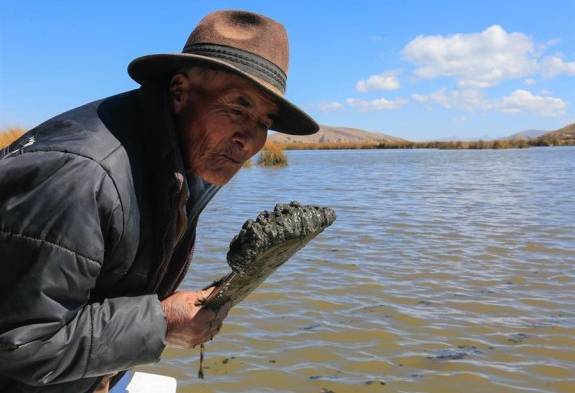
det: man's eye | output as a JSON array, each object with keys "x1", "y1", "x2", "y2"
[
  {"x1": 237, "y1": 96, "x2": 251, "y2": 108},
  {"x1": 228, "y1": 107, "x2": 243, "y2": 115}
]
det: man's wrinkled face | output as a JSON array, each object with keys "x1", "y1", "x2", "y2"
[{"x1": 169, "y1": 68, "x2": 278, "y2": 185}]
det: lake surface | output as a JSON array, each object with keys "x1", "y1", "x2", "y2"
[{"x1": 142, "y1": 147, "x2": 575, "y2": 393}]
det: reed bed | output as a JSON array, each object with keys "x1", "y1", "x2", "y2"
[
  {"x1": 257, "y1": 143, "x2": 288, "y2": 167},
  {"x1": 269, "y1": 136, "x2": 573, "y2": 151},
  {"x1": 0, "y1": 127, "x2": 25, "y2": 149}
]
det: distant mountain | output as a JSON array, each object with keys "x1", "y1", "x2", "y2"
[
  {"x1": 505, "y1": 129, "x2": 547, "y2": 140},
  {"x1": 269, "y1": 125, "x2": 406, "y2": 144},
  {"x1": 539, "y1": 123, "x2": 575, "y2": 143}
]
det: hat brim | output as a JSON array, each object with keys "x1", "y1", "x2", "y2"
[{"x1": 128, "y1": 53, "x2": 319, "y2": 135}]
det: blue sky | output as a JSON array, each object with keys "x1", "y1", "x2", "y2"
[{"x1": 1, "y1": 0, "x2": 574, "y2": 140}]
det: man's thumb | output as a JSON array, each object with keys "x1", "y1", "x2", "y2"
[{"x1": 200, "y1": 286, "x2": 216, "y2": 299}]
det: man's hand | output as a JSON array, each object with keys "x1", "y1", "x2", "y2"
[{"x1": 160, "y1": 288, "x2": 231, "y2": 349}]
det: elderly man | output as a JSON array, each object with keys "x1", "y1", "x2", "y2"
[{"x1": 0, "y1": 10, "x2": 318, "y2": 393}]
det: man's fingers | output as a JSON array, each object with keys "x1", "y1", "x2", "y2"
[
  {"x1": 193, "y1": 287, "x2": 217, "y2": 307},
  {"x1": 164, "y1": 290, "x2": 231, "y2": 349},
  {"x1": 202, "y1": 321, "x2": 224, "y2": 345},
  {"x1": 194, "y1": 321, "x2": 223, "y2": 346},
  {"x1": 193, "y1": 307, "x2": 217, "y2": 324},
  {"x1": 188, "y1": 293, "x2": 230, "y2": 343},
  {"x1": 191, "y1": 308, "x2": 222, "y2": 332},
  {"x1": 194, "y1": 299, "x2": 231, "y2": 323},
  {"x1": 213, "y1": 301, "x2": 232, "y2": 320},
  {"x1": 220, "y1": 301, "x2": 232, "y2": 316},
  {"x1": 201, "y1": 287, "x2": 216, "y2": 297}
]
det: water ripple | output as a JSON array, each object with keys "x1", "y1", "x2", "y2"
[{"x1": 141, "y1": 147, "x2": 575, "y2": 393}]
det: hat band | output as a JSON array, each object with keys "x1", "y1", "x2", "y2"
[{"x1": 183, "y1": 43, "x2": 287, "y2": 93}]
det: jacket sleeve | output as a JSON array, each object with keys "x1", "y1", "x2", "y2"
[{"x1": 0, "y1": 150, "x2": 167, "y2": 386}]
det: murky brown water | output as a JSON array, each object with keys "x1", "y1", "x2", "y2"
[{"x1": 140, "y1": 147, "x2": 575, "y2": 393}]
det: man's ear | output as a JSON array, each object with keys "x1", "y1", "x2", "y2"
[{"x1": 169, "y1": 73, "x2": 191, "y2": 115}]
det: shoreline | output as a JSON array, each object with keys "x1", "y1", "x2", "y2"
[{"x1": 270, "y1": 139, "x2": 575, "y2": 151}]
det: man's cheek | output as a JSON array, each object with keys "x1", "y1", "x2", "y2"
[{"x1": 253, "y1": 133, "x2": 267, "y2": 154}]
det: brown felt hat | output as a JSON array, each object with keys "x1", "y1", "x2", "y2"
[{"x1": 128, "y1": 10, "x2": 319, "y2": 135}]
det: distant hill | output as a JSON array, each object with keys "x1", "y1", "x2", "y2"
[
  {"x1": 539, "y1": 123, "x2": 575, "y2": 144},
  {"x1": 506, "y1": 129, "x2": 547, "y2": 140},
  {"x1": 269, "y1": 125, "x2": 405, "y2": 144}
]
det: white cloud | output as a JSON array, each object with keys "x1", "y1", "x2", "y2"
[
  {"x1": 402, "y1": 25, "x2": 575, "y2": 88},
  {"x1": 402, "y1": 25, "x2": 537, "y2": 88},
  {"x1": 346, "y1": 97, "x2": 408, "y2": 111},
  {"x1": 524, "y1": 78, "x2": 537, "y2": 85},
  {"x1": 412, "y1": 89, "x2": 489, "y2": 111},
  {"x1": 356, "y1": 71, "x2": 400, "y2": 92},
  {"x1": 497, "y1": 89, "x2": 567, "y2": 116},
  {"x1": 412, "y1": 88, "x2": 567, "y2": 117},
  {"x1": 540, "y1": 56, "x2": 575, "y2": 78},
  {"x1": 317, "y1": 101, "x2": 344, "y2": 112},
  {"x1": 545, "y1": 38, "x2": 562, "y2": 48}
]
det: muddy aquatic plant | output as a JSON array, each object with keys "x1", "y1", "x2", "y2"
[{"x1": 197, "y1": 202, "x2": 336, "y2": 379}]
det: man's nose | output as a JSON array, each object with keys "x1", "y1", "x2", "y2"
[
  {"x1": 232, "y1": 125, "x2": 258, "y2": 150},
  {"x1": 232, "y1": 133, "x2": 246, "y2": 151}
]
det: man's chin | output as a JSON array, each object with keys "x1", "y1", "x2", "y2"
[{"x1": 195, "y1": 166, "x2": 239, "y2": 185}]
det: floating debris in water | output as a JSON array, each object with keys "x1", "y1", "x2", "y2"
[
  {"x1": 428, "y1": 345, "x2": 483, "y2": 360},
  {"x1": 508, "y1": 333, "x2": 529, "y2": 344},
  {"x1": 301, "y1": 323, "x2": 322, "y2": 330},
  {"x1": 365, "y1": 380, "x2": 386, "y2": 385},
  {"x1": 220, "y1": 356, "x2": 236, "y2": 365},
  {"x1": 432, "y1": 350, "x2": 466, "y2": 360},
  {"x1": 309, "y1": 371, "x2": 343, "y2": 381}
]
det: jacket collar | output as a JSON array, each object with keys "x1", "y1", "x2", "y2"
[
  {"x1": 138, "y1": 84, "x2": 191, "y2": 293},
  {"x1": 138, "y1": 84, "x2": 190, "y2": 203}
]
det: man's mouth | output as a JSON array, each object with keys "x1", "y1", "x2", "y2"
[{"x1": 222, "y1": 154, "x2": 242, "y2": 164}]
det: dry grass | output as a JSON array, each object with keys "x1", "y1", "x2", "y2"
[
  {"x1": 2, "y1": 126, "x2": 572, "y2": 155},
  {"x1": 242, "y1": 158, "x2": 252, "y2": 168},
  {"x1": 264, "y1": 136, "x2": 574, "y2": 151},
  {"x1": 275, "y1": 141, "x2": 382, "y2": 150},
  {"x1": 257, "y1": 143, "x2": 288, "y2": 167},
  {"x1": 0, "y1": 127, "x2": 25, "y2": 149}
]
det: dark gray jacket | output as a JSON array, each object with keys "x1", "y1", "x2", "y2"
[{"x1": 0, "y1": 86, "x2": 218, "y2": 392}]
